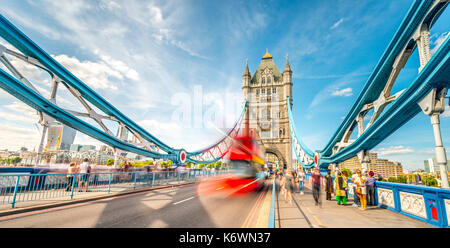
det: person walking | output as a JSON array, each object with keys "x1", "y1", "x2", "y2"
[
  {"x1": 298, "y1": 168, "x2": 305, "y2": 195},
  {"x1": 341, "y1": 170, "x2": 349, "y2": 199},
  {"x1": 78, "y1": 158, "x2": 91, "y2": 192},
  {"x1": 354, "y1": 169, "x2": 367, "y2": 210},
  {"x1": 366, "y1": 171, "x2": 376, "y2": 206},
  {"x1": 324, "y1": 170, "x2": 333, "y2": 201},
  {"x1": 335, "y1": 171, "x2": 347, "y2": 205},
  {"x1": 280, "y1": 170, "x2": 286, "y2": 197},
  {"x1": 284, "y1": 170, "x2": 294, "y2": 205},
  {"x1": 310, "y1": 167, "x2": 322, "y2": 206},
  {"x1": 351, "y1": 169, "x2": 360, "y2": 207},
  {"x1": 65, "y1": 162, "x2": 76, "y2": 192}
]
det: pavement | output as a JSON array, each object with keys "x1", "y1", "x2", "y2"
[
  {"x1": 274, "y1": 177, "x2": 433, "y2": 228},
  {"x1": 0, "y1": 180, "x2": 192, "y2": 216}
]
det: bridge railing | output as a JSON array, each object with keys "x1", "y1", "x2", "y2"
[
  {"x1": 305, "y1": 173, "x2": 449, "y2": 227},
  {"x1": 0, "y1": 169, "x2": 226, "y2": 209},
  {"x1": 268, "y1": 175, "x2": 276, "y2": 228},
  {"x1": 375, "y1": 181, "x2": 450, "y2": 228}
]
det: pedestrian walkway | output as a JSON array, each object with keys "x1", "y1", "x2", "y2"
[
  {"x1": 274, "y1": 178, "x2": 432, "y2": 228},
  {"x1": 0, "y1": 180, "x2": 191, "y2": 215}
]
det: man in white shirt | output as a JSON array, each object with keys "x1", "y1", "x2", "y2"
[{"x1": 78, "y1": 158, "x2": 91, "y2": 192}]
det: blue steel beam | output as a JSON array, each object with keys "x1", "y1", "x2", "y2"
[
  {"x1": 319, "y1": 36, "x2": 450, "y2": 167},
  {"x1": 0, "y1": 68, "x2": 176, "y2": 160},
  {"x1": 0, "y1": 14, "x2": 246, "y2": 164},
  {"x1": 0, "y1": 14, "x2": 175, "y2": 154},
  {"x1": 321, "y1": 0, "x2": 445, "y2": 157}
]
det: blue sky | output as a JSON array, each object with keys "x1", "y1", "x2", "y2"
[{"x1": 0, "y1": 0, "x2": 448, "y2": 171}]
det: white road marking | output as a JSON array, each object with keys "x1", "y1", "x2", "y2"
[{"x1": 173, "y1": 196, "x2": 195, "y2": 205}]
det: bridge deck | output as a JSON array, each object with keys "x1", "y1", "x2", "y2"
[{"x1": 274, "y1": 178, "x2": 432, "y2": 228}]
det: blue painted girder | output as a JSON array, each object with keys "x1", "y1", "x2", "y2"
[
  {"x1": 0, "y1": 14, "x2": 176, "y2": 154},
  {"x1": 319, "y1": 36, "x2": 450, "y2": 167},
  {"x1": 321, "y1": 0, "x2": 445, "y2": 157},
  {"x1": 0, "y1": 68, "x2": 176, "y2": 161}
]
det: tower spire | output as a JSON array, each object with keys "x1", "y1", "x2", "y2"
[
  {"x1": 243, "y1": 58, "x2": 250, "y2": 77},
  {"x1": 284, "y1": 54, "x2": 292, "y2": 72}
]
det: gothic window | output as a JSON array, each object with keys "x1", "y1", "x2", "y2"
[
  {"x1": 267, "y1": 88, "x2": 271, "y2": 95},
  {"x1": 262, "y1": 88, "x2": 265, "y2": 94},
  {"x1": 272, "y1": 88, "x2": 277, "y2": 94},
  {"x1": 256, "y1": 89, "x2": 260, "y2": 95},
  {"x1": 262, "y1": 77, "x2": 266, "y2": 84},
  {"x1": 267, "y1": 77, "x2": 271, "y2": 84}
]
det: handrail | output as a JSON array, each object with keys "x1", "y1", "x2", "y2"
[
  {"x1": 268, "y1": 176, "x2": 276, "y2": 228},
  {"x1": 0, "y1": 169, "x2": 227, "y2": 208}
]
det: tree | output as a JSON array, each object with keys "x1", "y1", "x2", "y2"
[
  {"x1": 106, "y1": 158, "x2": 115, "y2": 166},
  {"x1": 424, "y1": 176, "x2": 438, "y2": 187},
  {"x1": 341, "y1": 168, "x2": 352, "y2": 178},
  {"x1": 215, "y1": 161, "x2": 222, "y2": 169},
  {"x1": 397, "y1": 175, "x2": 407, "y2": 184},
  {"x1": 388, "y1": 177, "x2": 397, "y2": 183}
]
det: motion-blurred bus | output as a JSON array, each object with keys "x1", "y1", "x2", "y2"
[{"x1": 196, "y1": 135, "x2": 266, "y2": 197}]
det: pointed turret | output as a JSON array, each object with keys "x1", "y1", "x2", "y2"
[
  {"x1": 283, "y1": 54, "x2": 292, "y2": 73},
  {"x1": 242, "y1": 59, "x2": 251, "y2": 99},
  {"x1": 243, "y1": 59, "x2": 251, "y2": 77}
]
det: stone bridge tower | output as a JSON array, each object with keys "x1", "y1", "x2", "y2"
[{"x1": 242, "y1": 49, "x2": 293, "y2": 169}]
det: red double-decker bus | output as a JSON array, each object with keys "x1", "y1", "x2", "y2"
[{"x1": 196, "y1": 135, "x2": 266, "y2": 197}]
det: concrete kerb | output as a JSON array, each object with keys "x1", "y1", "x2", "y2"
[{"x1": 0, "y1": 182, "x2": 196, "y2": 217}]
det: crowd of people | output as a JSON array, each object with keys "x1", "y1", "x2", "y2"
[{"x1": 275, "y1": 166, "x2": 377, "y2": 210}]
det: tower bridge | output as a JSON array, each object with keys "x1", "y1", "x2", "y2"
[
  {"x1": 0, "y1": 0, "x2": 449, "y2": 228},
  {"x1": 242, "y1": 49, "x2": 293, "y2": 169}
]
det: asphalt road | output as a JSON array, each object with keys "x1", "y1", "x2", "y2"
[{"x1": 0, "y1": 180, "x2": 269, "y2": 228}]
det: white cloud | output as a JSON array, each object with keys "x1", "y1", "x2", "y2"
[
  {"x1": 96, "y1": 52, "x2": 140, "y2": 81},
  {"x1": 330, "y1": 18, "x2": 344, "y2": 30},
  {"x1": 442, "y1": 105, "x2": 450, "y2": 118},
  {"x1": 0, "y1": 124, "x2": 41, "y2": 150},
  {"x1": 53, "y1": 54, "x2": 122, "y2": 90},
  {"x1": 375, "y1": 145, "x2": 414, "y2": 156},
  {"x1": 148, "y1": 4, "x2": 163, "y2": 23},
  {"x1": 430, "y1": 31, "x2": 449, "y2": 55},
  {"x1": 331, "y1": 87, "x2": 353, "y2": 97}
]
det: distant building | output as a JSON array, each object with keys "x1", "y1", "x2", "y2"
[
  {"x1": 69, "y1": 144, "x2": 96, "y2": 152},
  {"x1": 70, "y1": 144, "x2": 82, "y2": 152},
  {"x1": 45, "y1": 122, "x2": 76, "y2": 151},
  {"x1": 79, "y1": 145, "x2": 96, "y2": 152},
  {"x1": 424, "y1": 157, "x2": 450, "y2": 173},
  {"x1": 336, "y1": 152, "x2": 403, "y2": 179}
]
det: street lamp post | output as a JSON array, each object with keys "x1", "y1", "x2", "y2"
[{"x1": 419, "y1": 88, "x2": 448, "y2": 188}]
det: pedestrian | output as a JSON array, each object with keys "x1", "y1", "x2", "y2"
[
  {"x1": 280, "y1": 171, "x2": 287, "y2": 196},
  {"x1": 351, "y1": 169, "x2": 360, "y2": 207},
  {"x1": 298, "y1": 168, "x2": 305, "y2": 195},
  {"x1": 354, "y1": 169, "x2": 367, "y2": 210},
  {"x1": 284, "y1": 169, "x2": 294, "y2": 205},
  {"x1": 341, "y1": 170, "x2": 349, "y2": 199},
  {"x1": 65, "y1": 162, "x2": 76, "y2": 192},
  {"x1": 292, "y1": 170, "x2": 298, "y2": 192},
  {"x1": 310, "y1": 167, "x2": 322, "y2": 206},
  {"x1": 366, "y1": 171, "x2": 376, "y2": 206},
  {"x1": 324, "y1": 170, "x2": 333, "y2": 201},
  {"x1": 335, "y1": 171, "x2": 347, "y2": 205},
  {"x1": 78, "y1": 158, "x2": 91, "y2": 192}
]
